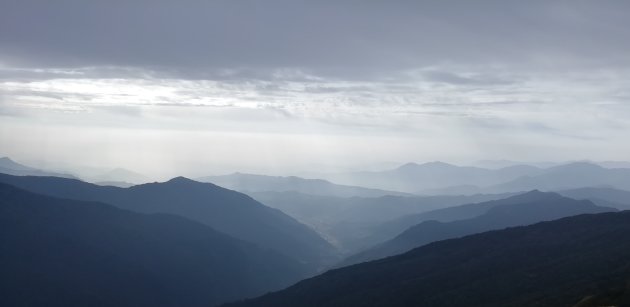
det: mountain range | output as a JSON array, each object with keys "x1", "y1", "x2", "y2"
[
  {"x1": 0, "y1": 173, "x2": 338, "y2": 272},
  {"x1": 365, "y1": 186, "x2": 630, "y2": 248},
  {"x1": 486, "y1": 162, "x2": 630, "y2": 192},
  {"x1": 0, "y1": 157, "x2": 76, "y2": 179},
  {"x1": 0, "y1": 183, "x2": 305, "y2": 306},
  {"x1": 341, "y1": 190, "x2": 615, "y2": 266},
  {"x1": 249, "y1": 191, "x2": 513, "y2": 253},
  {"x1": 314, "y1": 161, "x2": 630, "y2": 195},
  {"x1": 315, "y1": 161, "x2": 542, "y2": 193},
  {"x1": 227, "y1": 210, "x2": 630, "y2": 307},
  {"x1": 199, "y1": 172, "x2": 408, "y2": 197}
]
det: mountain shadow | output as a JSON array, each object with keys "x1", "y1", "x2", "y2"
[
  {"x1": 0, "y1": 173, "x2": 338, "y2": 272},
  {"x1": 226, "y1": 211, "x2": 630, "y2": 307},
  {"x1": 341, "y1": 190, "x2": 615, "y2": 266},
  {"x1": 0, "y1": 183, "x2": 305, "y2": 307}
]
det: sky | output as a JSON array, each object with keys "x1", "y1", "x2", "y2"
[{"x1": 1, "y1": 0, "x2": 629, "y2": 179}]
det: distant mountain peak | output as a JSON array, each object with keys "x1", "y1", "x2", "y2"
[
  {"x1": 395, "y1": 162, "x2": 420, "y2": 170},
  {"x1": 0, "y1": 157, "x2": 76, "y2": 179},
  {"x1": 509, "y1": 189, "x2": 561, "y2": 202},
  {"x1": 166, "y1": 176, "x2": 196, "y2": 184},
  {"x1": 523, "y1": 189, "x2": 542, "y2": 194},
  {"x1": 552, "y1": 161, "x2": 603, "y2": 171},
  {"x1": 0, "y1": 157, "x2": 34, "y2": 171}
]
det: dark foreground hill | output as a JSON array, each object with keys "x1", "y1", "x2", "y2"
[
  {"x1": 0, "y1": 183, "x2": 305, "y2": 307},
  {"x1": 226, "y1": 211, "x2": 630, "y2": 307},
  {"x1": 342, "y1": 191, "x2": 615, "y2": 266},
  {"x1": 0, "y1": 173, "x2": 338, "y2": 271}
]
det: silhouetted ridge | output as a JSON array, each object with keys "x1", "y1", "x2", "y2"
[
  {"x1": 166, "y1": 176, "x2": 196, "y2": 184},
  {"x1": 227, "y1": 211, "x2": 630, "y2": 307},
  {"x1": 340, "y1": 191, "x2": 614, "y2": 266},
  {"x1": 0, "y1": 173, "x2": 338, "y2": 272},
  {"x1": 0, "y1": 183, "x2": 305, "y2": 306}
]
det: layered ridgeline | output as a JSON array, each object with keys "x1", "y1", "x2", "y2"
[
  {"x1": 313, "y1": 161, "x2": 542, "y2": 193},
  {"x1": 0, "y1": 157, "x2": 76, "y2": 179},
  {"x1": 341, "y1": 191, "x2": 615, "y2": 266},
  {"x1": 0, "y1": 173, "x2": 338, "y2": 271},
  {"x1": 558, "y1": 187, "x2": 630, "y2": 210},
  {"x1": 486, "y1": 162, "x2": 630, "y2": 193},
  {"x1": 313, "y1": 161, "x2": 630, "y2": 195},
  {"x1": 425, "y1": 162, "x2": 630, "y2": 195},
  {"x1": 227, "y1": 211, "x2": 630, "y2": 307},
  {"x1": 249, "y1": 191, "x2": 514, "y2": 253},
  {"x1": 198, "y1": 172, "x2": 408, "y2": 197},
  {"x1": 366, "y1": 188, "x2": 630, "y2": 250},
  {"x1": 0, "y1": 183, "x2": 305, "y2": 306}
]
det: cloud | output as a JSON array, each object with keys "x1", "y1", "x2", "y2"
[
  {"x1": 2, "y1": 1, "x2": 630, "y2": 175},
  {"x1": 1, "y1": 1, "x2": 629, "y2": 79}
]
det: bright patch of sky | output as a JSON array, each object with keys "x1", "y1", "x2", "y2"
[{"x1": 1, "y1": 1, "x2": 629, "y2": 178}]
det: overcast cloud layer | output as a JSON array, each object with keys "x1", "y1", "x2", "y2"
[{"x1": 1, "y1": 1, "x2": 629, "y2": 178}]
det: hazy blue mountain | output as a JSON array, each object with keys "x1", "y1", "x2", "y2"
[
  {"x1": 342, "y1": 191, "x2": 615, "y2": 266},
  {"x1": 0, "y1": 174, "x2": 338, "y2": 271},
  {"x1": 597, "y1": 160, "x2": 630, "y2": 169},
  {"x1": 0, "y1": 183, "x2": 305, "y2": 307},
  {"x1": 316, "y1": 161, "x2": 630, "y2": 196},
  {"x1": 418, "y1": 184, "x2": 485, "y2": 195},
  {"x1": 317, "y1": 161, "x2": 542, "y2": 193},
  {"x1": 199, "y1": 172, "x2": 408, "y2": 197},
  {"x1": 558, "y1": 187, "x2": 630, "y2": 210},
  {"x1": 90, "y1": 167, "x2": 149, "y2": 184},
  {"x1": 488, "y1": 162, "x2": 630, "y2": 192},
  {"x1": 475, "y1": 159, "x2": 561, "y2": 169},
  {"x1": 0, "y1": 157, "x2": 76, "y2": 179},
  {"x1": 364, "y1": 191, "x2": 530, "y2": 246},
  {"x1": 226, "y1": 211, "x2": 630, "y2": 307},
  {"x1": 95, "y1": 180, "x2": 136, "y2": 188},
  {"x1": 249, "y1": 191, "x2": 514, "y2": 253}
]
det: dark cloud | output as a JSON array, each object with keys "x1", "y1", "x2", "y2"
[{"x1": 1, "y1": 0, "x2": 629, "y2": 79}]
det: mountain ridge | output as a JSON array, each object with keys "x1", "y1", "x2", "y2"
[
  {"x1": 199, "y1": 172, "x2": 409, "y2": 197},
  {"x1": 0, "y1": 182, "x2": 306, "y2": 306},
  {"x1": 340, "y1": 190, "x2": 615, "y2": 266},
  {"x1": 0, "y1": 173, "x2": 339, "y2": 272},
  {"x1": 226, "y1": 211, "x2": 630, "y2": 307}
]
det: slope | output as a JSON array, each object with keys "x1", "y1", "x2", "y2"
[
  {"x1": 343, "y1": 190, "x2": 615, "y2": 265},
  {"x1": 0, "y1": 173, "x2": 338, "y2": 271},
  {"x1": 0, "y1": 183, "x2": 305, "y2": 307},
  {"x1": 227, "y1": 211, "x2": 630, "y2": 307}
]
